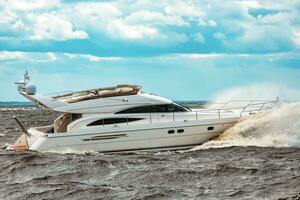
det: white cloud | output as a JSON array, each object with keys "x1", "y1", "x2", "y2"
[
  {"x1": 82, "y1": 55, "x2": 121, "y2": 62},
  {"x1": 64, "y1": 53, "x2": 77, "y2": 59},
  {"x1": 198, "y1": 19, "x2": 217, "y2": 27},
  {"x1": 0, "y1": 51, "x2": 58, "y2": 62},
  {"x1": 0, "y1": 1, "x2": 89, "y2": 41},
  {"x1": 173, "y1": 52, "x2": 299, "y2": 59},
  {"x1": 47, "y1": 52, "x2": 57, "y2": 61},
  {"x1": 73, "y1": 2, "x2": 121, "y2": 19},
  {"x1": 0, "y1": 51, "x2": 124, "y2": 63},
  {"x1": 239, "y1": 1, "x2": 261, "y2": 9},
  {"x1": 83, "y1": 55, "x2": 104, "y2": 62},
  {"x1": 213, "y1": 32, "x2": 226, "y2": 39},
  {"x1": 257, "y1": 1, "x2": 297, "y2": 10},
  {"x1": 7, "y1": 0, "x2": 59, "y2": 11},
  {"x1": 193, "y1": 33, "x2": 205, "y2": 43},
  {"x1": 30, "y1": 14, "x2": 88, "y2": 41},
  {"x1": 176, "y1": 53, "x2": 222, "y2": 59},
  {"x1": 228, "y1": 22, "x2": 292, "y2": 51},
  {"x1": 164, "y1": 1, "x2": 205, "y2": 18},
  {"x1": 64, "y1": 53, "x2": 122, "y2": 62},
  {"x1": 108, "y1": 22, "x2": 188, "y2": 45},
  {"x1": 0, "y1": 5, "x2": 27, "y2": 37},
  {"x1": 293, "y1": 28, "x2": 300, "y2": 47},
  {"x1": 124, "y1": 10, "x2": 187, "y2": 26},
  {"x1": 258, "y1": 12, "x2": 294, "y2": 25},
  {"x1": 205, "y1": 1, "x2": 299, "y2": 51},
  {"x1": 107, "y1": 20, "x2": 159, "y2": 40},
  {"x1": 0, "y1": 0, "x2": 300, "y2": 50},
  {"x1": 27, "y1": 52, "x2": 57, "y2": 63},
  {"x1": 0, "y1": 51, "x2": 25, "y2": 60}
]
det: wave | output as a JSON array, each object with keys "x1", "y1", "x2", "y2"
[
  {"x1": 44, "y1": 148, "x2": 100, "y2": 155},
  {"x1": 193, "y1": 102, "x2": 300, "y2": 150}
]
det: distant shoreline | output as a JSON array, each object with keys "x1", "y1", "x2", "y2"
[{"x1": 0, "y1": 102, "x2": 35, "y2": 107}]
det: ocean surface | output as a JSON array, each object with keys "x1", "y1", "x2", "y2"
[{"x1": 0, "y1": 103, "x2": 300, "y2": 200}]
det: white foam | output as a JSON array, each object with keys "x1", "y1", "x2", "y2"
[
  {"x1": 213, "y1": 83, "x2": 300, "y2": 102},
  {"x1": 193, "y1": 102, "x2": 300, "y2": 150},
  {"x1": 45, "y1": 148, "x2": 100, "y2": 155}
]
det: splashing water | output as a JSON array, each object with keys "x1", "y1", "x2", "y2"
[
  {"x1": 45, "y1": 148, "x2": 100, "y2": 155},
  {"x1": 213, "y1": 83, "x2": 300, "y2": 102},
  {"x1": 193, "y1": 102, "x2": 300, "y2": 150}
]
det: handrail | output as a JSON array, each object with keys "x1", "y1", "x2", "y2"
[
  {"x1": 240, "y1": 100, "x2": 252, "y2": 117},
  {"x1": 96, "y1": 100, "x2": 279, "y2": 127},
  {"x1": 194, "y1": 100, "x2": 279, "y2": 118},
  {"x1": 198, "y1": 100, "x2": 278, "y2": 111},
  {"x1": 205, "y1": 99, "x2": 277, "y2": 104}
]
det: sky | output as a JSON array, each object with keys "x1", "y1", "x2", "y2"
[{"x1": 0, "y1": 0, "x2": 300, "y2": 101}]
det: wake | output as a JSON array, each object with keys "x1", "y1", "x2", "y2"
[{"x1": 193, "y1": 102, "x2": 300, "y2": 150}]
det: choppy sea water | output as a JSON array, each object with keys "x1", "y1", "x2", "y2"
[{"x1": 0, "y1": 103, "x2": 300, "y2": 200}]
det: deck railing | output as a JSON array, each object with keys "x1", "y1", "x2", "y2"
[
  {"x1": 198, "y1": 100, "x2": 279, "y2": 117},
  {"x1": 115, "y1": 100, "x2": 280, "y2": 126}
]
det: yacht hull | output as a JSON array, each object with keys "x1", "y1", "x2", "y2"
[
  {"x1": 23, "y1": 117, "x2": 240, "y2": 153},
  {"x1": 10, "y1": 72, "x2": 278, "y2": 153}
]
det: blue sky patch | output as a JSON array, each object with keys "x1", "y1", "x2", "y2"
[{"x1": 0, "y1": 0, "x2": 299, "y2": 101}]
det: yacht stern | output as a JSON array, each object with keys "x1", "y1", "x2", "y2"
[{"x1": 6, "y1": 128, "x2": 45, "y2": 151}]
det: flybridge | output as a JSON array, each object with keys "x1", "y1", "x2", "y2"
[
  {"x1": 52, "y1": 84, "x2": 141, "y2": 103},
  {"x1": 15, "y1": 72, "x2": 171, "y2": 113},
  {"x1": 16, "y1": 72, "x2": 141, "y2": 105}
]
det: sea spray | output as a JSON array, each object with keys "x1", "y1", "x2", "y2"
[
  {"x1": 193, "y1": 102, "x2": 300, "y2": 150},
  {"x1": 213, "y1": 83, "x2": 300, "y2": 102}
]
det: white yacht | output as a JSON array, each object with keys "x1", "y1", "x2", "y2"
[{"x1": 8, "y1": 72, "x2": 278, "y2": 152}]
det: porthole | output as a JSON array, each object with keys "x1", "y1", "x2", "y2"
[
  {"x1": 168, "y1": 130, "x2": 175, "y2": 134},
  {"x1": 207, "y1": 126, "x2": 214, "y2": 131},
  {"x1": 177, "y1": 129, "x2": 184, "y2": 133}
]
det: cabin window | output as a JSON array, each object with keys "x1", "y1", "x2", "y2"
[
  {"x1": 116, "y1": 104, "x2": 188, "y2": 114},
  {"x1": 177, "y1": 129, "x2": 184, "y2": 133},
  {"x1": 87, "y1": 118, "x2": 144, "y2": 126},
  {"x1": 71, "y1": 114, "x2": 82, "y2": 122}
]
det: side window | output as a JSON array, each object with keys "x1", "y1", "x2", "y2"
[
  {"x1": 71, "y1": 114, "x2": 82, "y2": 122},
  {"x1": 116, "y1": 104, "x2": 188, "y2": 114},
  {"x1": 115, "y1": 105, "x2": 157, "y2": 113},
  {"x1": 164, "y1": 104, "x2": 187, "y2": 112},
  {"x1": 87, "y1": 118, "x2": 143, "y2": 126}
]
